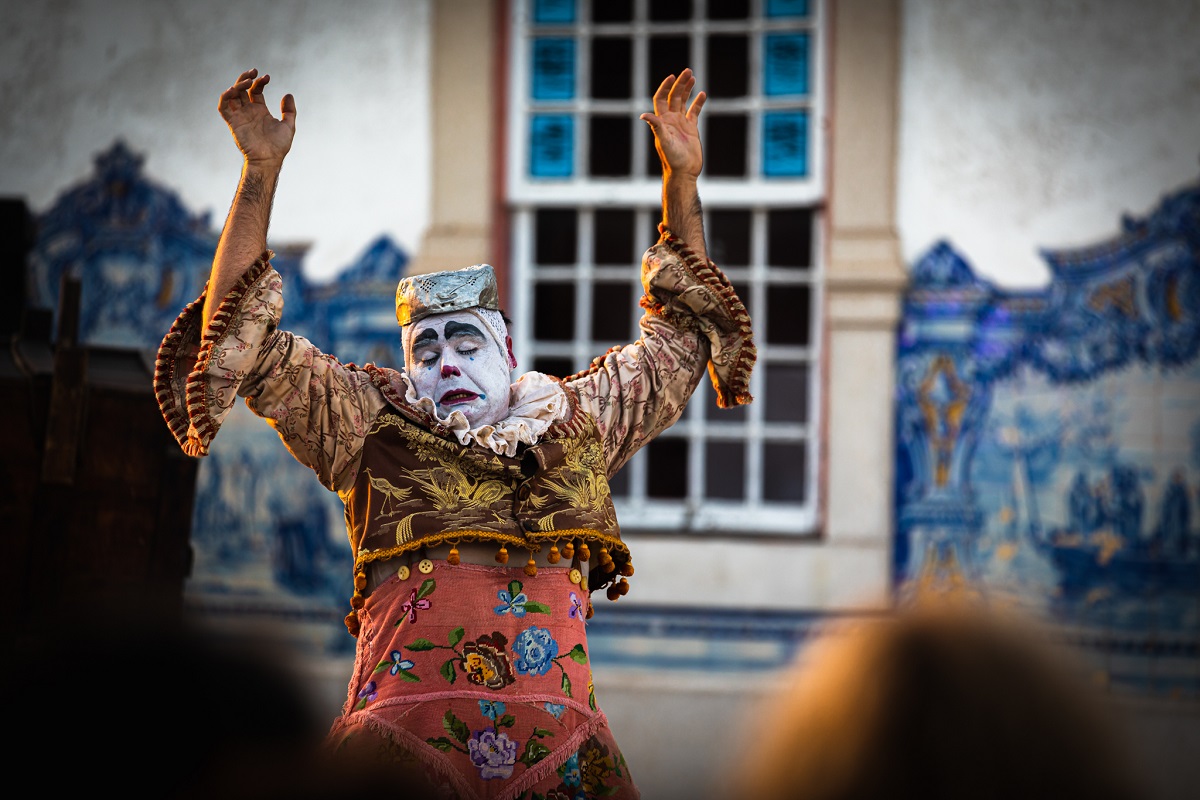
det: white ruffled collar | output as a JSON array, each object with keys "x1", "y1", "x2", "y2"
[{"x1": 400, "y1": 371, "x2": 569, "y2": 457}]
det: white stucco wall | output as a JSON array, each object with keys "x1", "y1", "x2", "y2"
[
  {"x1": 0, "y1": 0, "x2": 432, "y2": 282},
  {"x1": 897, "y1": 0, "x2": 1200, "y2": 289}
]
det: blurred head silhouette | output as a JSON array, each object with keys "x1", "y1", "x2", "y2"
[{"x1": 728, "y1": 604, "x2": 1148, "y2": 800}]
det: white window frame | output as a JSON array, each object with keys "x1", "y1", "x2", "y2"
[{"x1": 506, "y1": 0, "x2": 826, "y2": 536}]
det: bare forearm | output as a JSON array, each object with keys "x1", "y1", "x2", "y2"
[
  {"x1": 662, "y1": 172, "x2": 706, "y2": 262},
  {"x1": 202, "y1": 160, "x2": 281, "y2": 326}
]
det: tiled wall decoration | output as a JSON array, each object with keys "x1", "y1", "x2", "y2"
[{"x1": 896, "y1": 177, "x2": 1200, "y2": 697}]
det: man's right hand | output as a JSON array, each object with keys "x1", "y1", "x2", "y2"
[{"x1": 219, "y1": 68, "x2": 296, "y2": 167}]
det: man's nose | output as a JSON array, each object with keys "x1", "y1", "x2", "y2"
[{"x1": 441, "y1": 363, "x2": 461, "y2": 378}]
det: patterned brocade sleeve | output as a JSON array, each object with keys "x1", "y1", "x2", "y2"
[
  {"x1": 154, "y1": 250, "x2": 386, "y2": 492},
  {"x1": 567, "y1": 227, "x2": 756, "y2": 476}
]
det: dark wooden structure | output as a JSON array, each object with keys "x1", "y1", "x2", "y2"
[{"x1": 0, "y1": 197, "x2": 199, "y2": 641}]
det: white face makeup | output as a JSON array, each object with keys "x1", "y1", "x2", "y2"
[{"x1": 406, "y1": 310, "x2": 512, "y2": 426}]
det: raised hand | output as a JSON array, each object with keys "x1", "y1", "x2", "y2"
[
  {"x1": 640, "y1": 68, "x2": 706, "y2": 180},
  {"x1": 218, "y1": 68, "x2": 296, "y2": 167}
]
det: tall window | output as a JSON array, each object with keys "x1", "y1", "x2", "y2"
[{"x1": 507, "y1": 0, "x2": 824, "y2": 534}]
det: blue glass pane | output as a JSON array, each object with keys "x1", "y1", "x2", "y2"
[
  {"x1": 763, "y1": 33, "x2": 809, "y2": 96},
  {"x1": 762, "y1": 111, "x2": 808, "y2": 177},
  {"x1": 766, "y1": 0, "x2": 809, "y2": 18},
  {"x1": 532, "y1": 38, "x2": 576, "y2": 100},
  {"x1": 530, "y1": 114, "x2": 574, "y2": 177},
  {"x1": 534, "y1": 0, "x2": 576, "y2": 24}
]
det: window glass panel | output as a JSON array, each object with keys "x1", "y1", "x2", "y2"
[
  {"x1": 706, "y1": 441, "x2": 745, "y2": 500},
  {"x1": 533, "y1": 356, "x2": 575, "y2": 378},
  {"x1": 646, "y1": 438, "x2": 689, "y2": 498},
  {"x1": 708, "y1": 209, "x2": 751, "y2": 266},
  {"x1": 708, "y1": 0, "x2": 749, "y2": 20},
  {"x1": 762, "y1": 110, "x2": 808, "y2": 177},
  {"x1": 589, "y1": 115, "x2": 631, "y2": 176},
  {"x1": 592, "y1": 282, "x2": 633, "y2": 341},
  {"x1": 594, "y1": 209, "x2": 636, "y2": 264},
  {"x1": 763, "y1": 442, "x2": 806, "y2": 502},
  {"x1": 648, "y1": 36, "x2": 691, "y2": 94},
  {"x1": 766, "y1": 0, "x2": 809, "y2": 18},
  {"x1": 535, "y1": 208, "x2": 577, "y2": 264},
  {"x1": 533, "y1": 283, "x2": 576, "y2": 340},
  {"x1": 591, "y1": 37, "x2": 633, "y2": 99},
  {"x1": 707, "y1": 35, "x2": 749, "y2": 99},
  {"x1": 766, "y1": 285, "x2": 811, "y2": 345},
  {"x1": 644, "y1": 123, "x2": 662, "y2": 178},
  {"x1": 593, "y1": 0, "x2": 632, "y2": 23},
  {"x1": 705, "y1": 114, "x2": 748, "y2": 177},
  {"x1": 534, "y1": 0, "x2": 576, "y2": 24},
  {"x1": 608, "y1": 466, "x2": 630, "y2": 497},
  {"x1": 765, "y1": 362, "x2": 808, "y2": 423},
  {"x1": 532, "y1": 38, "x2": 576, "y2": 100},
  {"x1": 763, "y1": 33, "x2": 809, "y2": 96},
  {"x1": 529, "y1": 114, "x2": 574, "y2": 177},
  {"x1": 767, "y1": 207, "x2": 811, "y2": 268},
  {"x1": 649, "y1": 0, "x2": 692, "y2": 21}
]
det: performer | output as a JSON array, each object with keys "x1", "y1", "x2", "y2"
[{"x1": 155, "y1": 66, "x2": 754, "y2": 800}]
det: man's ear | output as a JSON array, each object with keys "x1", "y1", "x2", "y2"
[{"x1": 506, "y1": 335, "x2": 517, "y2": 370}]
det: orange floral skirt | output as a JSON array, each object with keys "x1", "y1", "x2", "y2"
[{"x1": 325, "y1": 561, "x2": 639, "y2": 800}]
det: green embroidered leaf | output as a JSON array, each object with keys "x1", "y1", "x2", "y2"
[
  {"x1": 354, "y1": 698, "x2": 367, "y2": 711},
  {"x1": 416, "y1": 578, "x2": 436, "y2": 601},
  {"x1": 567, "y1": 644, "x2": 588, "y2": 664},
  {"x1": 599, "y1": 786, "x2": 621, "y2": 796},
  {"x1": 440, "y1": 658, "x2": 457, "y2": 684},
  {"x1": 444, "y1": 710, "x2": 469, "y2": 743},
  {"x1": 398, "y1": 670, "x2": 421, "y2": 682},
  {"x1": 371, "y1": 659, "x2": 391, "y2": 675},
  {"x1": 496, "y1": 713, "x2": 516, "y2": 728},
  {"x1": 448, "y1": 626, "x2": 465, "y2": 647},
  {"x1": 589, "y1": 688, "x2": 597, "y2": 711},
  {"x1": 407, "y1": 638, "x2": 436, "y2": 651},
  {"x1": 561, "y1": 671, "x2": 572, "y2": 697},
  {"x1": 524, "y1": 601, "x2": 551, "y2": 614},
  {"x1": 531, "y1": 727, "x2": 553, "y2": 739},
  {"x1": 519, "y1": 738, "x2": 551, "y2": 767},
  {"x1": 508, "y1": 580, "x2": 523, "y2": 597},
  {"x1": 426, "y1": 736, "x2": 456, "y2": 753}
]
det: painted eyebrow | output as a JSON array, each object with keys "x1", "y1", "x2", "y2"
[
  {"x1": 412, "y1": 328, "x2": 440, "y2": 347},
  {"x1": 444, "y1": 321, "x2": 486, "y2": 340}
]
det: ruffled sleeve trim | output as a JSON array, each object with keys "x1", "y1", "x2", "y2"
[{"x1": 153, "y1": 250, "x2": 276, "y2": 457}]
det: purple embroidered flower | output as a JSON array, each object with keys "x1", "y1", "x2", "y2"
[
  {"x1": 468, "y1": 728, "x2": 518, "y2": 779},
  {"x1": 478, "y1": 700, "x2": 506, "y2": 720},
  {"x1": 544, "y1": 702, "x2": 566, "y2": 719},
  {"x1": 389, "y1": 650, "x2": 415, "y2": 675},
  {"x1": 402, "y1": 587, "x2": 431, "y2": 624},
  {"x1": 512, "y1": 625, "x2": 559, "y2": 676},
  {"x1": 357, "y1": 681, "x2": 378, "y2": 703},
  {"x1": 494, "y1": 587, "x2": 529, "y2": 617},
  {"x1": 568, "y1": 591, "x2": 583, "y2": 619}
]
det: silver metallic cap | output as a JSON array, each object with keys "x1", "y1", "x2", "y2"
[{"x1": 395, "y1": 264, "x2": 500, "y2": 327}]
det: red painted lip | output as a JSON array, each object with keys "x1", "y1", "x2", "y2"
[{"x1": 440, "y1": 390, "x2": 478, "y2": 405}]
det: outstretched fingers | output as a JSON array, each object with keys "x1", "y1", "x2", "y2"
[
  {"x1": 687, "y1": 90, "x2": 707, "y2": 121},
  {"x1": 652, "y1": 73, "x2": 675, "y2": 116}
]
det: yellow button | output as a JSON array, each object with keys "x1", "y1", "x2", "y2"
[
  {"x1": 397, "y1": 565, "x2": 411, "y2": 581},
  {"x1": 569, "y1": 568, "x2": 582, "y2": 585},
  {"x1": 418, "y1": 558, "x2": 435, "y2": 574}
]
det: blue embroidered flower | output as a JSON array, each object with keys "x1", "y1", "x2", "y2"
[
  {"x1": 512, "y1": 625, "x2": 559, "y2": 676},
  {"x1": 560, "y1": 752, "x2": 582, "y2": 788},
  {"x1": 478, "y1": 700, "x2": 506, "y2": 720},
  {"x1": 494, "y1": 587, "x2": 530, "y2": 617},
  {"x1": 544, "y1": 702, "x2": 566, "y2": 719},
  {"x1": 389, "y1": 650, "x2": 415, "y2": 676}
]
